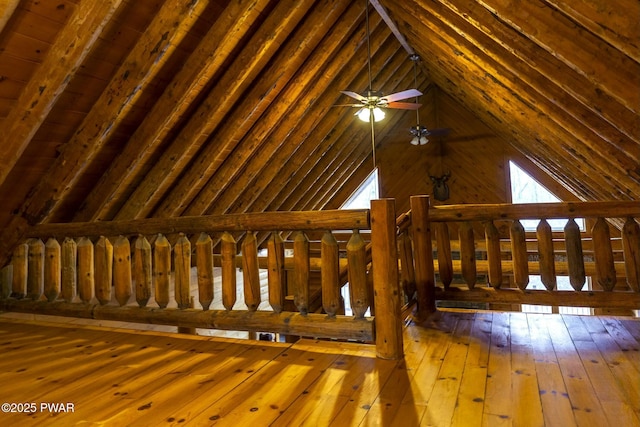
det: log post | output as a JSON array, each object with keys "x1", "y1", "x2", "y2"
[
  {"x1": 77, "y1": 237, "x2": 94, "y2": 304},
  {"x1": 11, "y1": 243, "x2": 28, "y2": 299},
  {"x1": 174, "y1": 233, "x2": 191, "y2": 309},
  {"x1": 484, "y1": 221, "x2": 503, "y2": 288},
  {"x1": 44, "y1": 238, "x2": 61, "y2": 302},
  {"x1": 242, "y1": 231, "x2": 261, "y2": 312},
  {"x1": 113, "y1": 236, "x2": 132, "y2": 306},
  {"x1": 410, "y1": 195, "x2": 436, "y2": 319},
  {"x1": 564, "y1": 218, "x2": 586, "y2": 291},
  {"x1": 195, "y1": 232, "x2": 214, "y2": 310},
  {"x1": 622, "y1": 217, "x2": 640, "y2": 292},
  {"x1": 27, "y1": 238, "x2": 44, "y2": 300},
  {"x1": 61, "y1": 238, "x2": 77, "y2": 303},
  {"x1": 536, "y1": 219, "x2": 556, "y2": 290},
  {"x1": 267, "y1": 232, "x2": 285, "y2": 313},
  {"x1": 372, "y1": 198, "x2": 403, "y2": 360},
  {"x1": 0, "y1": 265, "x2": 11, "y2": 299},
  {"x1": 293, "y1": 231, "x2": 310, "y2": 315},
  {"x1": 220, "y1": 232, "x2": 237, "y2": 311},
  {"x1": 94, "y1": 236, "x2": 113, "y2": 305},
  {"x1": 134, "y1": 235, "x2": 152, "y2": 307},
  {"x1": 346, "y1": 229, "x2": 369, "y2": 319},
  {"x1": 458, "y1": 221, "x2": 477, "y2": 289},
  {"x1": 321, "y1": 231, "x2": 340, "y2": 317},
  {"x1": 153, "y1": 234, "x2": 171, "y2": 308},
  {"x1": 510, "y1": 220, "x2": 529, "y2": 290},
  {"x1": 592, "y1": 217, "x2": 617, "y2": 291}
]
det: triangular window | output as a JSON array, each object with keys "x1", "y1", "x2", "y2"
[
  {"x1": 509, "y1": 160, "x2": 584, "y2": 231},
  {"x1": 341, "y1": 168, "x2": 379, "y2": 209}
]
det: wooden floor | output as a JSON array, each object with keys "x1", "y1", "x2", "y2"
[{"x1": 0, "y1": 310, "x2": 638, "y2": 427}]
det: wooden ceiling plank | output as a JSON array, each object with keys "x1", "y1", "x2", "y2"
[
  {"x1": 475, "y1": 0, "x2": 640, "y2": 114},
  {"x1": 74, "y1": 0, "x2": 271, "y2": 222},
  {"x1": 542, "y1": 0, "x2": 640, "y2": 63},
  {"x1": 113, "y1": 1, "x2": 313, "y2": 221},
  {"x1": 0, "y1": 0, "x2": 123, "y2": 188},
  {"x1": 0, "y1": 0, "x2": 209, "y2": 267},
  {"x1": 0, "y1": 0, "x2": 22, "y2": 34},
  {"x1": 397, "y1": 22, "x2": 625, "y2": 201},
  {"x1": 435, "y1": 0, "x2": 640, "y2": 155},
  {"x1": 254, "y1": 37, "x2": 413, "y2": 214},
  {"x1": 413, "y1": 1, "x2": 640, "y2": 181},
  {"x1": 155, "y1": 0, "x2": 353, "y2": 218},
  {"x1": 280, "y1": 51, "x2": 418, "y2": 212},
  {"x1": 424, "y1": 53, "x2": 628, "y2": 201},
  {"x1": 397, "y1": 1, "x2": 639, "y2": 198},
  {"x1": 184, "y1": 6, "x2": 382, "y2": 217}
]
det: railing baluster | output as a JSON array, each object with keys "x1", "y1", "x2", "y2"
[
  {"x1": 510, "y1": 219, "x2": 529, "y2": 290},
  {"x1": 113, "y1": 236, "x2": 132, "y2": 306},
  {"x1": 77, "y1": 237, "x2": 94, "y2": 304},
  {"x1": 435, "y1": 223, "x2": 453, "y2": 290},
  {"x1": 293, "y1": 231, "x2": 310, "y2": 315},
  {"x1": 622, "y1": 217, "x2": 640, "y2": 292},
  {"x1": 61, "y1": 238, "x2": 77, "y2": 303},
  {"x1": 27, "y1": 238, "x2": 44, "y2": 300},
  {"x1": 347, "y1": 230, "x2": 368, "y2": 319},
  {"x1": 134, "y1": 235, "x2": 152, "y2": 307},
  {"x1": 174, "y1": 233, "x2": 191, "y2": 310},
  {"x1": 321, "y1": 231, "x2": 340, "y2": 318},
  {"x1": 536, "y1": 219, "x2": 556, "y2": 290},
  {"x1": 195, "y1": 232, "x2": 214, "y2": 310},
  {"x1": 267, "y1": 232, "x2": 285, "y2": 313},
  {"x1": 11, "y1": 243, "x2": 27, "y2": 299},
  {"x1": 564, "y1": 218, "x2": 586, "y2": 291},
  {"x1": 242, "y1": 231, "x2": 260, "y2": 312},
  {"x1": 154, "y1": 234, "x2": 171, "y2": 309},
  {"x1": 592, "y1": 217, "x2": 617, "y2": 291},
  {"x1": 458, "y1": 221, "x2": 477, "y2": 289},
  {"x1": 220, "y1": 232, "x2": 237, "y2": 311},
  {"x1": 484, "y1": 221, "x2": 503, "y2": 289},
  {"x1": 44, "y1": 238, "x2": 61, "y2": 302},
  {"x1": 95, "y1": 236, "x2": 113, "y2": 305},
  {"x1": 398, "y1": 230, "x2": 416, "y2": 299}
]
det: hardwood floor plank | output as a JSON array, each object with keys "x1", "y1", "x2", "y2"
[
  {"x1": 527, "y1": 314, "x2": 576, "y2": 427},
  {"x1": 509, "y1": 312, "x2": 544, "y2": 427},
  {"x1": 563, "y1": 315, "x2": 640, "y2": 425},
  {"x1": 451, "y1": 312, "x2": 491, "y2": 427},
  {"x1": 483, "y1": 312, "x2": 514, "y2": 423},
  {"x1": 421, "y1": 313, "x2": 473, "y2": 426},
  {"x1": 546, "y1": 315, "x2": 611, "y2": 426}
]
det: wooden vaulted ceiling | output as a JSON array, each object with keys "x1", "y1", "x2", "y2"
[{"x1": 0, "y1": 0, "x2": 638, "y2": 261}]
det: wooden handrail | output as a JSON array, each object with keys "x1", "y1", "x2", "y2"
[
  {"x1": 428, "y1": 201, "x2": 640, "y2": 222},
  {"x1": 26, "y1": 209, "x2": 370, "y2": 238}
]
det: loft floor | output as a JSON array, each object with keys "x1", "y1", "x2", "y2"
[{"x1": 0, "y1": 310, "x2": 638, "y2": 426}]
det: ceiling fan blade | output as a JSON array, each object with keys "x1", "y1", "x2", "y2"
[
  {"x1": 428, "y1": 128, "x2": 451, "y2": 137},
  {"x1": 380, "y1": 88, "x2": 423, "y2": 103},
  {"x1": 385, "y1": 102, "x2": 422, "y2": 110},
  {"x1": 332, "y1": 103, "x2": 365, "y2": 108},
  {"x1": 341, "y1": 90, "x2": 367, "y2": 102}
]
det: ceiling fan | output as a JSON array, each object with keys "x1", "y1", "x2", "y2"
[
  {"x1": 340, "y1": 0, "x2": 423, "y2": 167},
  {"x1": 408, "y1": 55, "x2": 450, "y2": 145}
]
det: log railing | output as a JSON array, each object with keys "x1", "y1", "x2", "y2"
[
  {"x1": 0, "y1": 200, "x2": 404, "y2": 359},
  {"x1": 404, "y1": 196, "x2": 640, "y2": 319}
]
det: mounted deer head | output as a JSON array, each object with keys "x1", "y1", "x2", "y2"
[{"x1": 430, "y1": 172, "x2": 451, "y2": 201}]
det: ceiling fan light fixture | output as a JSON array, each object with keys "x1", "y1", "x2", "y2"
[
  {"x1": 420, "y1": 135, "x2": 429, "y2": 145},
  {"x1": 357, "y1": 107, "x2": 385, "y2": 122}
]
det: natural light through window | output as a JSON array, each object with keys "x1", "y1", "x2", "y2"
[
  {"x1": 509, "y1": 160, "x2": 591, "y2": 315},
  {"x1": 341, "y1": 168, "x2": 379, "y2": 210},
  {"x1": 509, "y1": 161, "x2": 584, "y2": 231}
]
